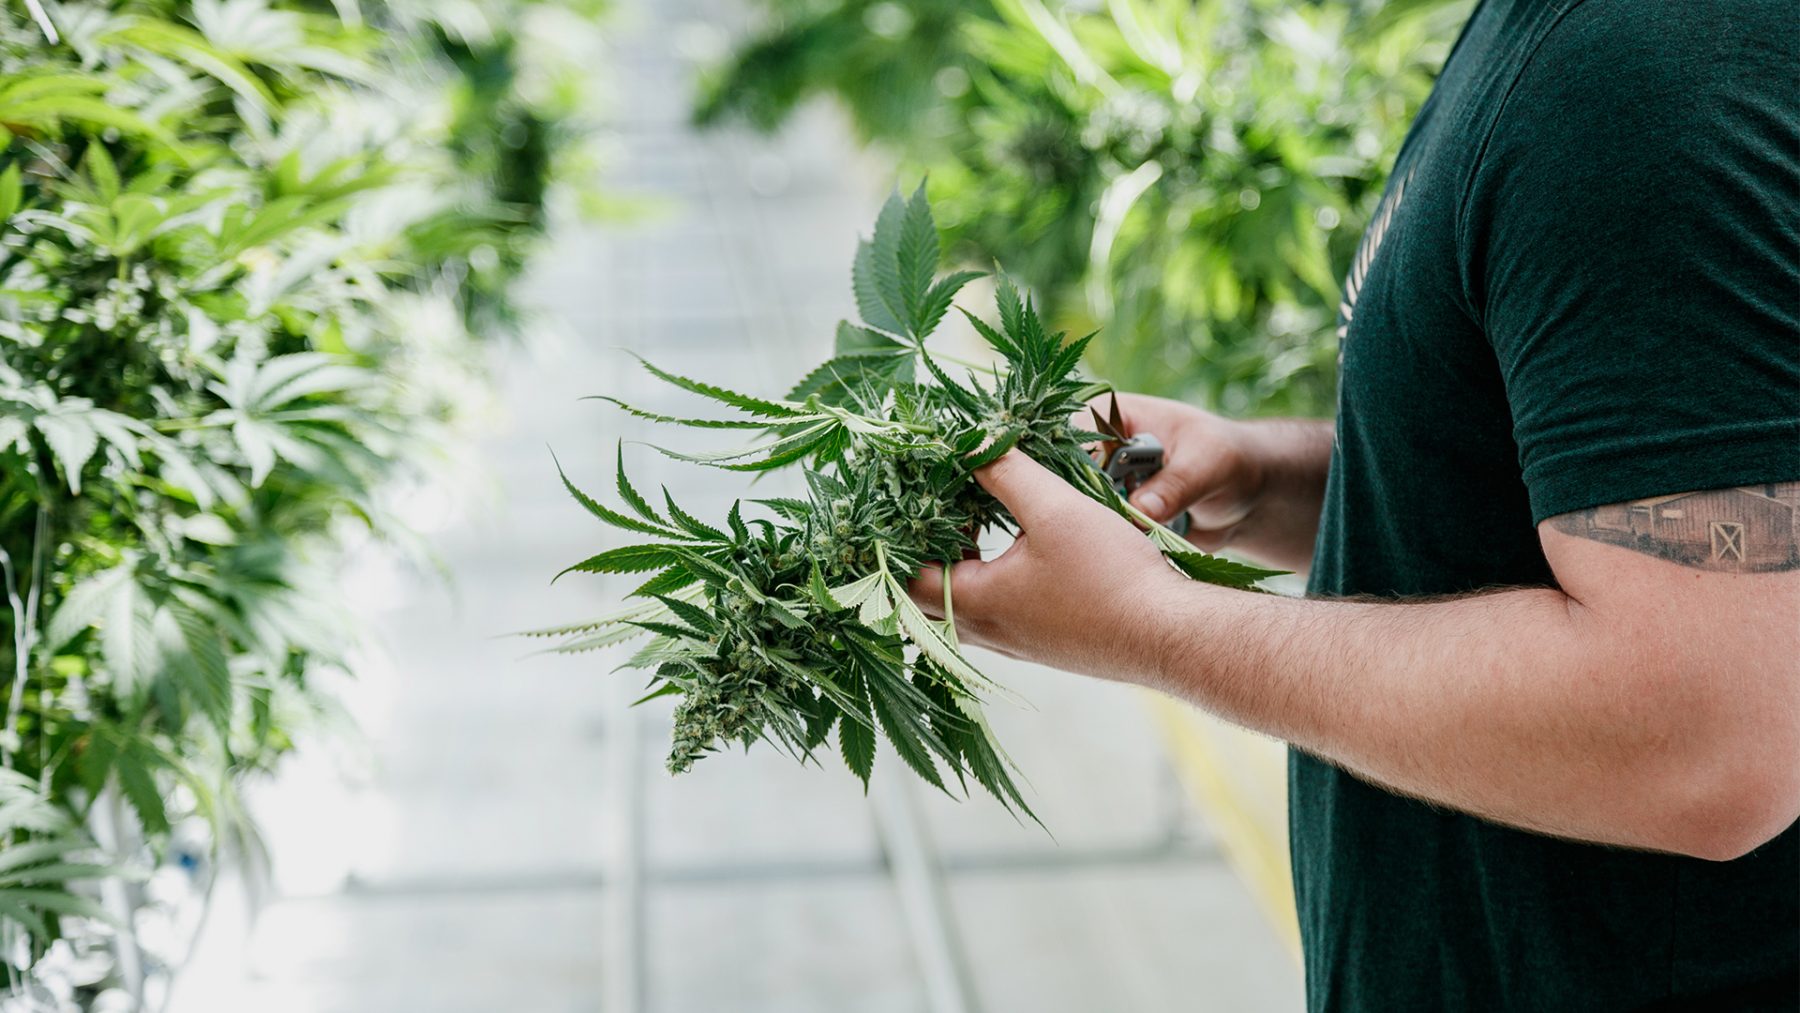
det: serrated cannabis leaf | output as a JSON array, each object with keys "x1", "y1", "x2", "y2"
[{"x1": 839, "y1": 706, "x2": 877, "y2": 787}]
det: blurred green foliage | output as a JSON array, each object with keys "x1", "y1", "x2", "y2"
[
  {"x1": 697, "y1": 0, "x2": 1469, "y2": 416},
  {"x1": 0, "y1": 0, "x2": 604, "y2": 997}
]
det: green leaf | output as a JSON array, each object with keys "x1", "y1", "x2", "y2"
[
  {"x1": 653, "y1": 594, "x2": 718, "y2": 635},
  {"x1": 615, "y1": 443, "x2": 663, "y2": 525},
  {"x1": 764, "y1": 650, "x2": 867, "y2": 728},
  {"x1": 46, "y1": 566, "x2": 131, "y2": 652},
  {"x1": 0, "y1": 840, "x2": 94, "y2": 877},
  {"x1": 726, "y1": 501, "x2": 749, "y2": 543},
  {"x1": 0, "y1": 96, "x2": 187, "y2": 155},
  {"x1": 35, "y1": 411, "x2": 99, "y2": 494},
  {"x1": 914, "y1": 270, "x2": 984, "y2": 340},
  {"x1": 669, "y1": 547, "x2": 740, "y2": 587},
  {"x1": 631, "y1": 682, "x2": 683, "y2": 707},
  {"x1": 100, "y1": 577, "x2": 154, "y2": 693},
  {"x1": 996, "y1": 276, "x2": 1029, "y2": 353},
  {"x1": 828, "y1": 571, "x2": 883, "y2": 610},
  {"x1": 786, "y1": 349, "x2": 911, "y2": 405},
  {"x1": 648, "y1": 420, "x2": 838, "y2": 469},
  {"x1": 100, "y1": 18, "x2": 278, "y2": 123},
  {"x1": 167, "y1": 604, "x2": 232, "y2": 730},
  {"x1": 918, "y1": 352, "x2": 984, "y2": 416},
  {"x1": 834, "y1": 322, "x2": 908, "y2": 357},
  {"x1": 753, "y1": 497, "x2": 812, "y2": 522},
  {"x1": 586, "y1": 395, "x2": 775, "y2": 430},
  {"x1": 0, "y1": 862, "x2": 123, "y2": 888},
  {"x1": 886, "y1": 574, "x2": 1003, "y2": 696},
  {"x1": 114, "y1": 739, "x2": 170, "y2": 836},
  {"x1": 0, "y1": 897, "x2": 47, "y2": 938},
  {"x1": 958, "y1": 712, "x2": 1038, "y2": 822},
  {"x1": 959, "y1": 307, "x2": 1022, "y2": 363},
  {"x1": 1162, "y1": 548, "x2": 1287, "y2": 589},
  {"x1": 635, "y1": 356, "x2": 807, "y2": 419},
  {"x1": 838, "y1": 706, "x2": 875, "y2": 788},
  {"x1": 854, "y1": 193, "x2": 910, "y2": 337},
  {"x1": 625, "y1": 619, "x2": 708, "y2": 642},
  {"x1": 857, "y1": 580, "x2": 895, "y2": 626},
  {"x1": 809, "y1": 561, "x2": 843, "y2": 611},
  {"x1": 661, "y1": 488, "x2": 727, "y2": 542},
  {"x1": 1048, "y1": 331, "x2": 1097, "y2": 382},
  {"x1": 803, "y1": 695, "x2": 838, "y2": 751},
  {"x1": 631, "y1": 567, "x2": 699, "y2": 598},
  {"x1": 865, "y1": 663, "x2": 947, "y2": 791},
  {"x1": 555, "y1": 451, "x2": 680, "y2": 539},
  {"x1": 85, "y1": 144, "x2": 120, "y2": 202},
  {"x1": 962, "y1": 427, "x2": 1019, "y2": 470},
  {"x1": 0, "y1": 889, "x2": 111, "y2": 926},
  {"x1": 0, "y1": 163, "x2": 22, "y2": 222},
  {"x1": 556, "y1": 544, "x2": 690, "y2": 580},
  {"x1": 895, "y1": 183, "x2": 940, "y2": 337}
]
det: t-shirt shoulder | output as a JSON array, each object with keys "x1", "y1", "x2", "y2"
[
  {"x1": 1457, "y1": 0, "x2": 1795, "y2": 307},
  {"x1": 1456, "y1": 0, "x2": 1800, "y2": 521}
]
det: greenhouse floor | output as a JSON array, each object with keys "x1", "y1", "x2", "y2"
[{"x1": 169, "y1": 1, "x2": 1302, "y2": 1009}]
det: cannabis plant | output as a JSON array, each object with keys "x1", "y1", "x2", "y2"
[
  {"x1": 539, "y1": 190, "x2": 1279, "y2": 816},
  {"x1": 697, "y1": 0, "x2": 1469, "y2": 415}
]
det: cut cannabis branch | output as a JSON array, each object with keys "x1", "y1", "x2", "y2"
[{"x1": 537, "y1": 189, "x2": 1282, "y2": 817}]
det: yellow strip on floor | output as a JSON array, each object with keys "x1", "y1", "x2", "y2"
[{"x1": 1148, "y1": 694, "x2": 1301, "y2": 958}]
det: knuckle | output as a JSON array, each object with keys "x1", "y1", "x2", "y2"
[{"x1": 983, "y1": 451, "x2": 1020, "y2": 483}]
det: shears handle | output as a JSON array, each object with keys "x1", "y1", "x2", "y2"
[{"x1": 1101, "y1": 434, "x2": 1191, "y2": 537}]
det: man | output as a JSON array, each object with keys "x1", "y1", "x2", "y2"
[{"x1": 911, "y1": 0, "x2": 1799, "y2": 1008}]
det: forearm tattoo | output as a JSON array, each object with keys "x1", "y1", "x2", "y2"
[{"x1": 1548, "y1": 483, "x2": 1800, "y2": 572}]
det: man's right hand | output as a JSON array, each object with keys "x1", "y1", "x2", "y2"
[{"x1": 1084, "y1": 392, "x2": 1334, "y2": 574}]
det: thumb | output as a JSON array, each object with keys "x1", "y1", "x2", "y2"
[
  {"x1": 1129, "y1": 460, "x2": 1203, "y2": 523},
  {"x1": 972, "y1": 449, "x2": 1079, "y2": 530}
]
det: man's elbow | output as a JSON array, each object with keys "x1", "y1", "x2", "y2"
[{"x1": 1666, "y1": 737, "x2": 1800, "y2": 863}]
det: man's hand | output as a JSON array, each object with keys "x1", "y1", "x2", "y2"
[
  {"x1": 908, "y1": 450, "x2": 1182, "y2": 682},
  {"x1": 1087, "y1": 393, "x2": 1332, "y2": 573}
]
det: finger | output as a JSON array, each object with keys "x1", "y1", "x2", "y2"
[
  {"x1": 970, "y1": 449, "x2": 1083, "y2": 530},
  {"x1": 909, "y1": 564, "x2": 946, "y2": 618},
  {"x1": 1130, "y1": 464, "x2": 1194, "y2": 522},
  {"x1": 908, "y1": 558, "x2": 988, "y2": 617},
  {"x1": 1129, "y1": 450, "x2": 1231, "y2": 522}
]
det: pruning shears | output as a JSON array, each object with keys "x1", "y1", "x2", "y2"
[{"x1": 1092, "y1": 397, "x2": 1191, "y2": 537}]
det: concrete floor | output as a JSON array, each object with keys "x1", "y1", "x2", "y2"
[{"x1": 170, "y1": 1, "x2": 1303, "y2": 1009}]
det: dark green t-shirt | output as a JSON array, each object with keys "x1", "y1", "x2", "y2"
[{"x1": 1297, "y1": 0, "x2": 1800, "y2": 1009}]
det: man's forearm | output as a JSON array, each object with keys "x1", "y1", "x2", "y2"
[
  {"x1": 1133, "y1": 578, "x2": 1792, "y2": 860},
  {"x1": 1213, "y1": 419, "x2": 1333, "y2": 573}
]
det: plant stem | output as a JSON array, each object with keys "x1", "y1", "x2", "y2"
[
  {"x1": 0, "y1": 502, "x2": 41, "y2": 767},
  {"x1": 0, "y1": 547, "x2": 25, "y2": 768},
  {"x1": 941, "y1": 561, "x2": 958, "y2": 648},
  {"x1": 930, "y1": 348, "x2": 1004, "y2": 375}
]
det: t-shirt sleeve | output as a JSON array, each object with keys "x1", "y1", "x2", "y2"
[{"x1": 1459, "y1": 0, "x2": 1800, "y2": 523}]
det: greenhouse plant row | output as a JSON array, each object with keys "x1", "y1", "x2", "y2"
[{"x1": 0, "y1": 0, "x2": 605, "y2": 1005}]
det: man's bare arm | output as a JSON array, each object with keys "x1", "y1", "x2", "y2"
[
  {"x1": 917, "y1": 457, "x2": 1800, "y2": 861},
  {"x1": 1150, "y1": 484, "x2": 1800, "y2": 859}
]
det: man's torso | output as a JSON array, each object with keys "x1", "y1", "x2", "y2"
[{"x1": 1296, "y1": 0, "x2": 1800, "y2": 1008}]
